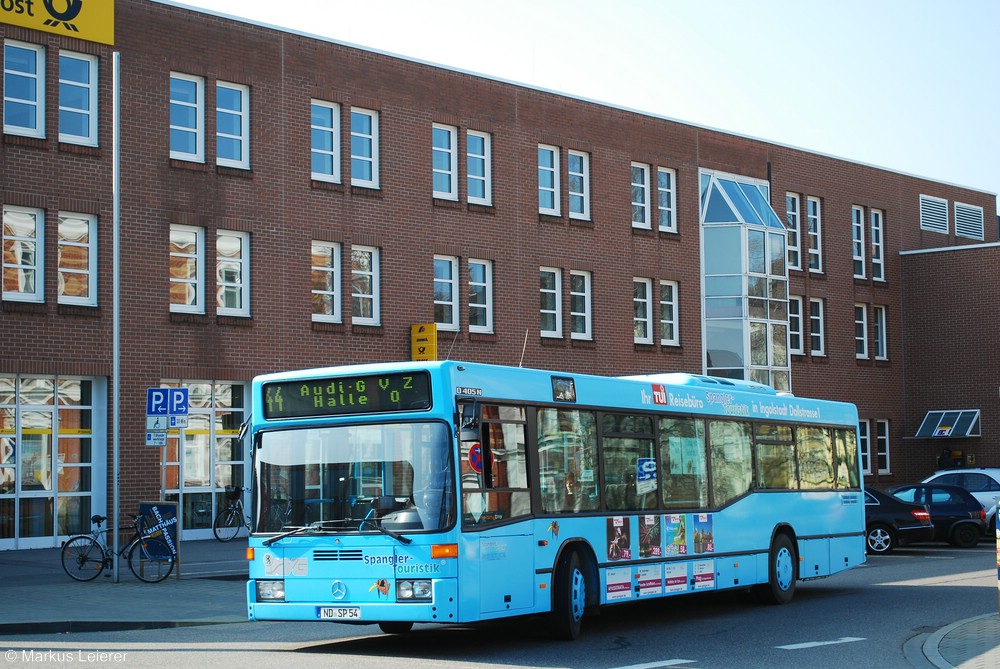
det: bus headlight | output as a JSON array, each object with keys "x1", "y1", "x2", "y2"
[
  {"x1": 396, "y1": 579, "x2": 432, "y2": 600},
  {"x1": 256, "y1": 580, "x2": 285, "y2": 601}
]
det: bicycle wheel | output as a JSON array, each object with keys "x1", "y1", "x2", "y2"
[
  {"x1": 127, "y1": 536, "x2": 175, "y2": 583},
  {"x1": 61, "y1": 536, "x2": 105, "y2": 581},
  {"x1": 213, "y1": 506, "x2": 242, "y2": 542}
]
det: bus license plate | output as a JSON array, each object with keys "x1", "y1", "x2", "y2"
[{"x1": 319, "y1": 607, "x2": 361, "y2": 620}]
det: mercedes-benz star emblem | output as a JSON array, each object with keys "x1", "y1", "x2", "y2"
[{"x1": 331, "y1": 581, "x2": 348, "y2": 600}]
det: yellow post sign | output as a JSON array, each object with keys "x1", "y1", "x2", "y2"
[
  {"x1": 411, "y1": 323, "x2": 438, "y2": 361},
  {"x1": 1, "y1": 0, "x2": 115, "y2": 46}
]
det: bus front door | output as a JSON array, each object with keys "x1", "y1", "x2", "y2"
[{"x1": 477, "y1": 531, "x2": 535, "y2": 615}]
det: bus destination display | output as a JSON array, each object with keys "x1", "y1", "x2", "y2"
[{"x1": 263, "y1": 372, "x2": 431, "y2": 419}]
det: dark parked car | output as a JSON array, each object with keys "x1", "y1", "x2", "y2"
[
  {"x1": 864, "y1": 487, "x2": 934, "y2": 554},
  {"x1": 889, "y1": 484, "x2": 987, "y2": 547},
  {"x1": 922, "y1": 468, "x2": 1000, "y2": 533}
]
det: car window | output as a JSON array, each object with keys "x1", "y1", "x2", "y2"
[
  {"x1": 864, "y1": 491, "x2": 877, "y2": 505},
  {"x1": 929, "y1": 490, "x2": 955, "y2": 505},
  {"x1": 894, "y1": 488, "x2": 917, "y2": 503},
  {"x1": 964, "y1": 473, "x2": 998, "y2": 493},
  {"x1": 934, "y1": 473, "x2": 959, "y2": 486}
]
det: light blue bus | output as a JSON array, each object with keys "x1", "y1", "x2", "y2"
[{"x1": 245, "y1": 360, "x2": 865, "y2": 639}]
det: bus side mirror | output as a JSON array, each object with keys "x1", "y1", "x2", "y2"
[{"x1": 458, "y1": 401, "x2": 480, "y2": 442}]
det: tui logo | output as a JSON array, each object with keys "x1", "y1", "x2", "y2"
[{"x1": 42, "y1": 0, "x2": 83, "y2": 33}]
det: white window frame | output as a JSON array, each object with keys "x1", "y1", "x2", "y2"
[
  {"x1": 350, "y1": 108, "x2": 380, "y2": 188},
  {"x1": 858, "y1": 420, "x2": 872, "y2": 475},
  {"x1": 2, "y1": 205, "x2": 44, "y2": 303},
  {"x1": 919, "y1": 194, "x2": 948, "y2": 233},
  {"x1": 57, "y1": 212, "x2": 97, "y2": 306},
  {"x1": 631, "y1": 162, "x2": 651, "y2": 229},
  {"x1": 58, "y1": 51, "x2": 98, "y2": 146},
  {"x1": 851, "y1": 206, "x2": 865, "y2": 279},
  {"x1": 351, "y1": 245, "x2": 380, "y2": 326},
  {"x1": 4, "y1": 40, "x2": 45, "y2": 139},
  {"x1": 788, "y1": 295, "x2": 803, "y2": 355},
  {"x1": 569, "y1": 270, "x2": 592, "y2": 340},
  {"x1": 468, "y1": 258, "x2": 493, "y2": 334},
  {"x1": 539, "y1": 266, "x2": 562, "y2": 337},
  {"x1": 806, "y1": 196, "x2": 822, "y2": 273},
  {"x1": 169, "y1": 72, "x2": 204, "y2": 162},
  {"x1": 216, "y1": 230, "x2": 250, "y2": 316},
  {"x1": 854, "y1": 303, "x2": 868, "y2": 359},
  {"x1": 311, "y1": 241, "x2": 342, "y2": 323},
  {"x1": 871, "y1": 209, "x2": 885, "y2": 281},
  {"x1": 809, "y1": 297, "x2": 825, "y2": 356},
  {"x1": 433, "y1": 255, "x2": 459, "y2": 331},
  {"x1": 216, "y1": 82, "x2": 250, "y2": 169},
  {"x1": 568, "y1": 150, "x2": 590, "y2": 221},
  {"x1": 633, "y1": 277, "x2": 653, "y2": 344},
  {"x1": 432, "y1": 124, "x2": 458, "y2": 200},
  {"x1": 169, "y1": 224, "x2": 204, "y2": 314},
  {"x1": 785, "y1": 193, "x2": 801, "y2": 270},
  {"x1": 466, "y1": 130, "x2": 492, "y2": 206},
  {"x1": 874, "y1": 305, "x2": 888, "y2": 360},
  {"x1": 659, "y1": 279, "x2": 679, "y2": 346},
  {"x1": 538, "y1": 145, "x2": 560, "y2": 216},
  {"x1": 657, "y1": 167, "x2": 677, "y2": 233},
  {"x1": 876, "y1": 419, "x2": 890, "y2": 474},
  {"x1": 310, "y1": 100, "x2": 341, "y2": 183}
]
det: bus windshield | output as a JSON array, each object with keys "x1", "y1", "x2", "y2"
[{"x1": 254, "y1": 421, "x2": 455, "y2": 534}]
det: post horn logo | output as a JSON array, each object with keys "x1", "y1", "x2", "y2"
[{"x1": 42, "y1": 0, "x2": 84, "y2": 34}]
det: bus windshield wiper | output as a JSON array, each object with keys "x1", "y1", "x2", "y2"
[
  {"x1": 262, "y1": 520, "x2": 341, "y2": 546},
  {"x1": 360, "y1": 518, "x2": 412, "y2": 544}
]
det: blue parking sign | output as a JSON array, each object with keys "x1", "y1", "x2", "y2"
[{"x1": 147, "y1": 387, "x2": 189, "y2": 416}]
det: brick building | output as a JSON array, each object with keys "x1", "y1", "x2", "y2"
[{"x1": 1, "y1": 0, "x2": 996, "y2": 548}]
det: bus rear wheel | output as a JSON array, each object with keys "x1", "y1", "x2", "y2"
[
  {"x1": 378, "y1": 621, "x2": 413, "y2": 634},
  {"x1": 752, "y1": 533, "x2": 797, "y2": 605},
  {"x1": 549, "y1": 550, "x2": 586, "y2": 640}
]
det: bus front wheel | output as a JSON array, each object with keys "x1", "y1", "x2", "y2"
[
  {"x1": 549, "y1": 550, "x2": 586, "y2": 640},
  {"x1": 753, "y1": 533, "x2": 797, "y2": 605}
]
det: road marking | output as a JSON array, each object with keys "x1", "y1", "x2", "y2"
[
  {"x1": 777, "y1": 637, "x2": 865, "y2": 650},
  {"x1": 609, "y1": 660, "x2": 696, "y2": 669}
]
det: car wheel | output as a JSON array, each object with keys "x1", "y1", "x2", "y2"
[
  {"x1": 866, "y1": 524, "x2": 895, "y2": 554},
  {"x1": 950, "y1": 523, "x2": 980, "y2": 548}
]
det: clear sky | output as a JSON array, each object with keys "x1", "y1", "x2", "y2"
[{"x1": 170, "y1": 0, "x2": 999, "y2": 202}]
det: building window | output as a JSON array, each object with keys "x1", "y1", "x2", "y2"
[
  {"x1": 434, "y1": 255, "x2": 459, "y2": 331},
  {"x1": 311, "y1": 241, "x2": 341, "y2": 323},
  {"x1": 57, "y1": 213, "x2": 97, "y2": 306},
  {"x1": 568, "y1": 150, "x2": 590, "y2": 220},
  {"x1": 788, "y1": 296, "x2": 803, "y2": 355},
  {"x1": 631, "y1": 163, "x2": 651, "y2": 229},
  {"x1": 852, "y1": 206, "x2": 865, "y2": 278},
  {"x1": 432, "y1": 124, "x2": 458, "y2": 200},
  {"x1": 4, "y1": 41, "x2": 45, "y2": 138},
  {"x1": 467, "y1": 131, "x2": 492, "y2": 206},
  {"x1": 169, "y1": 225, "x2": 204, "y2": 313},
  {"x1": 633, "y1": 278, "x2": 653, "y2": 344},
  {"x1": 538, "y1": 145, "x2": 560, "y2": 215},
  {"x1": 657, "y1": 167, "x2": 677, "y2": 233},
  {"x1": 858, "y1": 420, "x2": 871, "y2": 475},
  {"x1": 806, "y1": 196, "x2": 822, "y2": 273},
  {"x1": 169, "y1": 73, "x2": 204, "y2": 162},
  {"x1": 569, "y1": 270, "x2": 592, "y2": 340},
  {"x1": 871, "y1": 209, "x2": 884, "y2": 281},
  {"x1": 351, "y1": 245, "x2": 380, "y2": 325},
  {"x1": 855, "y1": 304, "x2": 868, "y2": 359},
  {"x1": 955, "y1": 202, "x2": 985, "y2": 240},
  {"x1": 58, "y1": 51, "x2": 98, "y2": 146},
  {"x1": 310, "y1": 100, "x2": 340, "y2": 183},
  {"x1": 2, "y1": 206, "x2": 43, "y2": 303},
  {"x1": 468, "y1": 259, "x2": 493, "y2": 334},
  {"x1": 350, "y1": 108, "x2": 379, "y2": 188},
  {"x1": 659, "y1": 280, "x2": 679, "y2": 345},
  {"x1": 875, "y1": 420, "x2": 890, "y2": 474},
  {"x1": 216, "y1": 231, "x2": 250, "y2": 316},
  {"x1": 919, "y1": 194, "x2": 948, "y2": 233},
  {"x1": 785, "y1": 193, "x2": 801, "y2": 270},
  {"x1": 874, "y1": 305, "x2": 888, "y2": 360},
  {"x1": 216, "y1": 82, "x2": 249, "y2": 169},
  {"x1": 809, "y1": 298, "x2": 824, "y2": 355},
  {"x1": 540, "y1": 267, "x2": 562, "y2": 337}
]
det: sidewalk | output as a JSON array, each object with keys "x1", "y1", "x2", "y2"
[{"x1": 0, "y1": 540, "x2": 997, "y2": 669}]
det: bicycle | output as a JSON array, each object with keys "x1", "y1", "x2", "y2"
[
  {"x1": 213, "y1": 485, "x2": 251, "y2": 541},
  {"x1": 61, "y1": 513, "x2": 175, "y2": 583}
]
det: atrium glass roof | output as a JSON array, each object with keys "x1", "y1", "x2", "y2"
[
  {"x1": 915, "y1": 410, "x2": 981, "y2": 438},
  {"x1": 701, "y1": 175, "x2": 785, "y2": 229}
]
